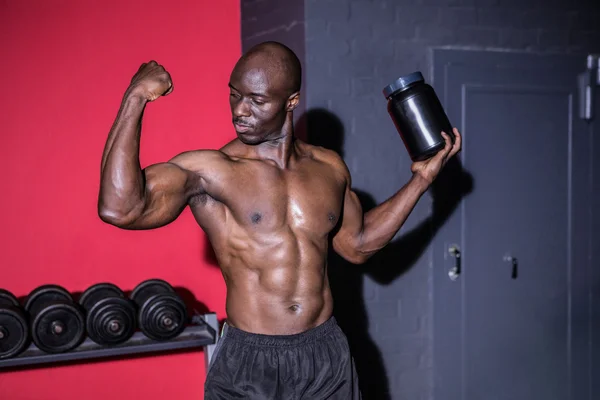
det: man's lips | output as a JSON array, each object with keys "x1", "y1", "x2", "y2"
[{"x1": 234, "y1": 122, "x2": 252, "y2": 132}]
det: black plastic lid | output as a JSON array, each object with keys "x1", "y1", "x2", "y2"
[{"x1": 382, "y1": 71, "x2": 425, "y2": 98}]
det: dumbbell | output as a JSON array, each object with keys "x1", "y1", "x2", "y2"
[
  {"x1": 130, "y1": 279, "x2": 187, "y2": 341},
  {"x1": 0, "y1": 289, "x2": 30, "y2": 359},
  {"x1": 79, "y1": 283, "x2": 136, "y2": 346},
  {"x1": 24, "y1": 285, "x2": 85, "y2": 354}
]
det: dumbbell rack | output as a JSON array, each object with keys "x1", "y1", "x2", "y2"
[{"x1": 0, "y1": 313, "x2": 219, "y2": 371}]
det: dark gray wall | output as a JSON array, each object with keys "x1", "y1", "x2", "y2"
[
  {"x1": 241, "y1": 1, "x2": 600, "y2": 399},
  {"x1": 304, "y1": 2, "x2": 600, "y2": 400}
]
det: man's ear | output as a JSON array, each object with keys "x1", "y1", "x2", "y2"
[{"x1": 286, "y1": 91, "x2": 300, "y2": 112}]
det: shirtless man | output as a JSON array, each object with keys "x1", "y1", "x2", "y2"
[{"x1": 98, "y1": 41, "x2": 461, "y2": 399}]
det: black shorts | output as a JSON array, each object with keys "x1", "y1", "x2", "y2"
[{"x1": 204, "y1": 316, "x2": 361, "y2": 400}]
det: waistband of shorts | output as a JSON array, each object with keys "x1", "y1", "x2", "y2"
[{"x1": 223, "y1": 316, "x2": 338, "y2": 347}]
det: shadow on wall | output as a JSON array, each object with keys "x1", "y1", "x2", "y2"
[{"x1": 297, "y1": 108, "x2": 473, "y2": 400}]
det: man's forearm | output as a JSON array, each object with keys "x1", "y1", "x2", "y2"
[
  {"x1": 99, "y1": 92, "x2": 148, "y2": 219},
  {"x1": 358, "y1": 173, "x2": 430, "y2": 256}
]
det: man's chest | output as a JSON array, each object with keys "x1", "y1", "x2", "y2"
[{"x1": 217, "y1": 161, "x2": 346, "y2": 233}]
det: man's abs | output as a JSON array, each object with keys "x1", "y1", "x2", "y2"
[
  {"x1": 213, "y1": 229, "x2": 334, "y2": 335},
  {"x1": 225, "y1": 272, "x2": 333, "y2": 335}
]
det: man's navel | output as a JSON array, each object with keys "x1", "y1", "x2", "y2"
[{"x1": 288, "y1": 304, "x2": 301, "y2": 313}]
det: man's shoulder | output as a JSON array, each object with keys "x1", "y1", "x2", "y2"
[
  {"x1": 301, "y1": 142, "x2": 349, "y2": 178},
  {"x1": 168, "y1": 149, "x2": 232, "y2": 172},
  {"x1": 169, "y1": 138, "x2": 239, "y2": 163}
]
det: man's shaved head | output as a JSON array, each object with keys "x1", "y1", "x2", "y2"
[
  {"x1": 228, "y1": 41, "x2": 302, "y2": 145},
  {"x1": 233, "y1": 41, "x2": 302, "y2": 96}
]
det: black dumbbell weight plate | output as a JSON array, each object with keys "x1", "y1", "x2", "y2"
[
  {"x1": 141, "y1": 293, "x2": 187, "y2": 341},
  {"x1": 24, "y1": 285, "x2": 85, "y2": 354},
  {"x1": 131, "y1": 279, "x2": 187, "y2": 341},
  {"x1": 0, "y1": 289, "x2": 20, "y2": 308},
  {"x1": 79, "y1": 283, "x2": 136, "y2": 345},
  {"x1": 130, "y1": 279, "x2": 173, "y2": 303},
  {"x1": 0, "y1": 289, "x2": 29, "y2": 359},
  {"x1": 24, "y1": 285, "x2": 72, "y2": 314}
]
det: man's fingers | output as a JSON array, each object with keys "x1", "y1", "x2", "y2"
[
  {"x1": 439, "y1": 131, "x2": 453, "y2": 156},
  {"x1": 428, "y1": 133, "x2": 451, "y2": 165},
  {"x1": 448, "y1": 128, "x2": 462, "y2": 158},
  {"x1": 165, "y1": 82, "x2": 174, "y2": 96}
]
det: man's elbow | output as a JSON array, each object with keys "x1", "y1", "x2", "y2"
[
  {"x1": 98, "y1": 207, "x2": 128, "y2": 227},
  {"x1": 345, "y1": 249, "x2": 372, "y2": 265},
  {"x1": 97, "y1": 202, "x2": 140, "y2": 228},
  {"x1": 334, "y1": 239, "x2": 372, "y2": 265}
]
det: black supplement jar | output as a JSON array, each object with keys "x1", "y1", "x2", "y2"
[{"x1": 383, "y1": 71, "x2": 453, "y2": 162}]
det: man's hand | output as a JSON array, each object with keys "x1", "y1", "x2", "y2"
[
  {"x1": 411, "y1": 128, "x2": 462, "y2": 184},
  {"x1": 127, "y1": 61, "x2": 173, "y2": 102}
]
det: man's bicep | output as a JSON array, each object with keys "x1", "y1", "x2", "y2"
[{"x1": 120, "y1": 162, "x2": 193, "y2": 230}]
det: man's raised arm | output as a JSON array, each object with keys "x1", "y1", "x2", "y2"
[
  {"x1": 98, "y1": 61, "x2": 198, "y2": 230},
  {"x1": 332, "y1": 129, "x2": 462, "y2": 264}
]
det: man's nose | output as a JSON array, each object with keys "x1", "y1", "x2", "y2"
[{"x1": 233, "y1": 99, "x2": 251, "y2": 118}]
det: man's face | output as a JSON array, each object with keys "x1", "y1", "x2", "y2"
[{"x1": 228, "y1": 65, "x2": 293, "y2": 145}]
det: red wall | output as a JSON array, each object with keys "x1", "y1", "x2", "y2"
[{"x1": 0, "y1": 1, "x2": 239, "y2": 398}]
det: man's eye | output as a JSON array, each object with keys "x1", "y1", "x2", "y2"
[{"x1": 253, "y1": 99, "x2": 265, "y2": 105}]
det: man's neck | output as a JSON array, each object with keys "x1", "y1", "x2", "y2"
[{"x1": 254, "y1": 115, "x2": 297, "y2": 169}]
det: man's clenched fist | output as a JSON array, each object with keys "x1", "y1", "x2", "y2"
[{"x1": 128, "y1": 61, "x2": 173, "y2": 102}]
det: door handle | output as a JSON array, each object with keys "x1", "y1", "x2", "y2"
[
  {"x1": 448, "y1": 245, "x2": 461, "y2": 281},
  {"x1": 503, "y1": 254, "x2": 518, "y2": 279},
  {"x1": 578, "y1": 54, "x2": 600, "y2": 121}
]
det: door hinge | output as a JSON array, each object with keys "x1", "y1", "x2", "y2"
[{"x1": 578, "y1": 54, "x2": 600, "y2": 122}]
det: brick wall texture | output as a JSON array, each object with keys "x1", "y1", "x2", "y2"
[{"x1": 241, "y1": 1, "x2": 600, "y2": 399}]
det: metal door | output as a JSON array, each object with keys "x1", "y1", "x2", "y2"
[{"x1": 431, "y1": 49, "x2": 595, "y2": 400}]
